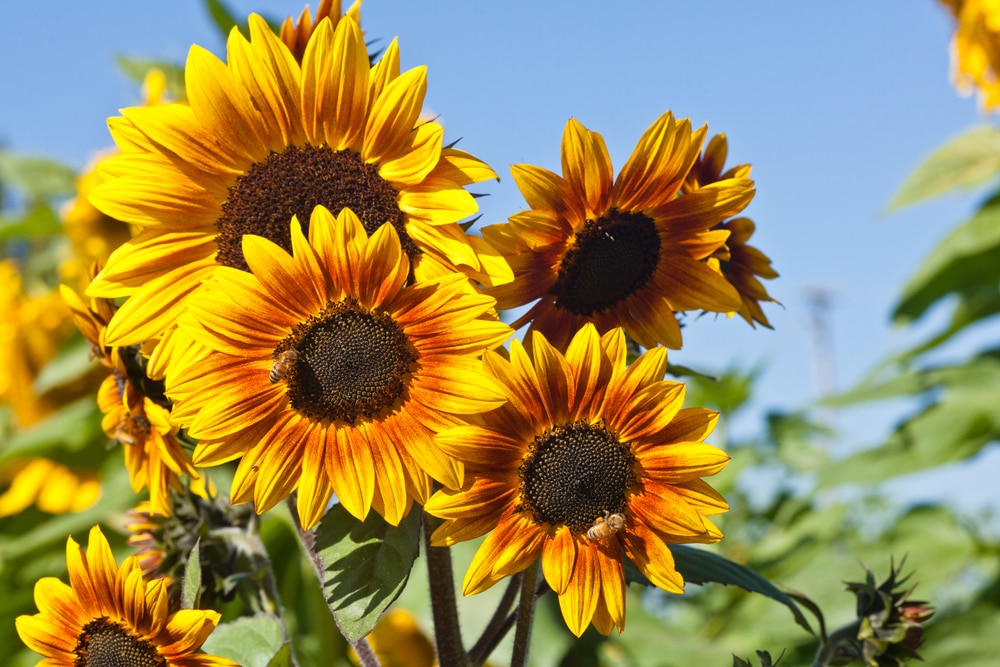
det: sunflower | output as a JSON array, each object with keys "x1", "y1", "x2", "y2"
[
  {"x1": 88, "y1": 12, "x2": 508, "y2": 348},
  {"x1": 482, "y1": 113, "x2": 754, "y2": 350},
  {"x1": 62, "y1": 280, "x2": 200, "y2": 516},
  {"x1": 15, "y1": 525, "x2": 236, "y2": 667},
  {"x1": 683, "y1": 133, "x2": 778, "y2": 328},
  {"x1": 166, "y1": 206, "x2": 511, "y2": 529},
  {"x1": 941, "y1": 0, "x2": 1000, "y2": 110},
  {"x1": 423, "y1": 324, "x2": 730, "y2": 636},
  {"x1": 0, "y1": 458, "x2": 101, "y2": 517}
]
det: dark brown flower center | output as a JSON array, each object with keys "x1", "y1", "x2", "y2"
[
  {"x1": 215, "y1": 144, "x2": 415, "y2": 271},
  {"x1": 517, "y1": 420, "x2": 636, "y2": 533},
  {"x1": 278, "y1": 297, "x2": 415, "y2": 424},
  {"x1": 552, "y1": 209, "x2": 661, "y2": 316},
  {"x1": 74, "y1": 617, "x2": 166, "y2": 667}
]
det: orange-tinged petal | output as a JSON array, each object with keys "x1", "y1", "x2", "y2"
[
  {"x1": 327, "y1": 426, "x2": 376, "y2": 521},
  {"x1": 161, "y1": 609, "x2": 222, "y2": 655},
  {"x1": 541, "y1": 526, "x2": 577, "y2": 595},
  {"x1": 463, "y1": 512, "x2": 545, "y2": 595},
  {"x1": 424, "y1": 475, "x2": 517, "y2": 520},
  {"x1": 620, "y1": 517, "x2": 684, "y2": 593},
  {"x1": 558, "y1": 538, "x2": 601, "y2": 637},
  {"x1": 561, "y1": 118, "x2": 613, "y2": 218},
  {"x1": 638, "y1": 443, "x2": 730, "y2": 483},
  {"x1": 297, "y1": 423, "x2": 333, "y2": 529}
]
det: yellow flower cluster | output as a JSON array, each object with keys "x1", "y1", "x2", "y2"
[{"x1": 8, "y1": 2, "x2": 782, "y2": 658}]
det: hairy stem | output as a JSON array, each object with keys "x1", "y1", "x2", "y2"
[
  {"x1": 510, "y1": 561, "x2": 540, "y2": 667},
  {"x1": 468, "y1": 573, "x2": 522, "y2": 665},
  {"x1": 423, "y1": 512, "x2": 468, "y2": 667},
  {"x1": 287, "y1": 497, "x2": 381, "y2": 667}
]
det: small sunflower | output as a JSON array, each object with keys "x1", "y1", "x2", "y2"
[
  {"x1": 683, "y1": 133, "x2": 778, "y2": 328},
  {"x1": 941, "y1": 0, "x2": 1000, "y2": 110},
  {"x1": 0, "y1": 458, "x2": 101, "y2": 517},
  {"x1": 88, "y1": 12, "x2": 508, "y2": 348},
  {"x1": 482, "y1": 113, "x2": 754, "y2": 350},
  {"x1": 167, "y1": 206, "x2": 511, "y2": 529},
  {"x1": 15, "y1": 525, "x2": 236, "y2": 667},
  {"x1": 424, "y1": 324, "x2": 730, "y2": 636},
  {"x1": 62, "y1": 280, "x2": 199, "y2": 516}
]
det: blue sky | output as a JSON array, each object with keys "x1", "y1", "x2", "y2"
[{"x1": 2, "y1": 1, "x2": 997, "y2": 509}]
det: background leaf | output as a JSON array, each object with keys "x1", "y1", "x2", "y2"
[
  {"x1": 200, "y1": 614, "x2": 287, "y2": 667},
  {"x1": 0, "y1": 151, "x2": 76, "y2": 201},
  {"x1": 669, "y1": 544, "x2": 814, "y2": 636},
  {"x1": 888, "y1": 125, "x2": 1000, "y2": 210},
  {"x1": 893, "y1": 194, "x2": 1000, "y2": 324},
  {"x1": 181, "y1": 538, "x2": 202, "y2": 610},
  {"x1": 114, "y1": 55, "x2": 186, "y2": 101},
  {"x1": 313, "y1": 503, "x2": 421, "y2": 642}
]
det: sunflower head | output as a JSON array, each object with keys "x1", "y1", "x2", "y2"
[
  {"x1": 425, "y1": 324, "x2": 730, "y2": 636},
  {"x1": 167, "y1": 206, "x2": 510, "y2": 529},
  {"x1": 683, "y1": 133, "x2": 778, "y2": 329},
  {"x1": 88, "y1": 12, "x2": 506, "y2": 350},
  {"x1": 483, "y1": 113, "x2": 754, "y2": 350},
  {"x1": 15, "y1": 525, "x2": 237, "y2": 666}
]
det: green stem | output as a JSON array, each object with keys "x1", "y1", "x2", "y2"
[
  {"x1": 812, "y1": 620, "x2": 861, "y2": 667},
  {"x1": 510, "y1": 561, "x2": 540, "y2": 667},
  {"x1": 423, "y1": 512, "x2": 468, "y2": 667},
  {"x1": 468, "y1": 573, "x2": 522, "y2": 665},
  {"x1": 287, "y1": 498, "x2": 381, "y2": 667}
]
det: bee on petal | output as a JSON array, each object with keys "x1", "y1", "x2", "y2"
[{"x1": 586, "y1": 511, "x2": 626, "y2": 541}]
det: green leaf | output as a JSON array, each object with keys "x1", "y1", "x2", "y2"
[
  {"x1": 200, "y1": 614, "x2": 287, "y2": 667},
  {"x1": 181, "y1": 538, "x2": 202, "y2": 610},
  {"x1": 203, "y1": 0, "x2": 241, "y2": 39},
  {"x1": 114, "y1": 56, "x2": 186, "y2": 101},
  {"x1": 33, "y1": 334, "x2": 97, "y2": 395},
  {"x1": 888, "y1": 125, "x2": 1000, "y2": 210},
  {"x1": 893, "y1": 196, "x2": 1000, "y2": 323},
  {"x1": 313, "y1": 503, "x2": 421, "y2": 642},
  {"x1": 0, "y1": 398, "x2": 103, "y2": 462},
  {"x1": 0, "y1": 204, "x2": 62, "y2": 241},
  {"x1": 0, "y1": 151, "x2": 76, "y2": 200},
  {"x1": 669, "y1": 545, "x2": 814, "y2": 636},
  {"x1": 265, "y1": 643, "x2": 294, "y2": 667},
  {"x1": 820, "y1": 357, "x2": 1000, "y2": 486}
]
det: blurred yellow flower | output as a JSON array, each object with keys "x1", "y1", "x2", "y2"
[
  {"x1": 942, "y1": 0, "x2": 1000, "y2": 109},
  {"x1": 350, "y1": 609, "x2": 437, "y2": 667},
  {"x1": 0, "y1": 260, "x2": 97, "y2": 427},
  {"x1": 0, "y1": 458, "x2": 100, "y2": 516}
]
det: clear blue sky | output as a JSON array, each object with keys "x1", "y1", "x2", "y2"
[{"x1": 2, "y1": 1, "x2": 997, "y2": 510}]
